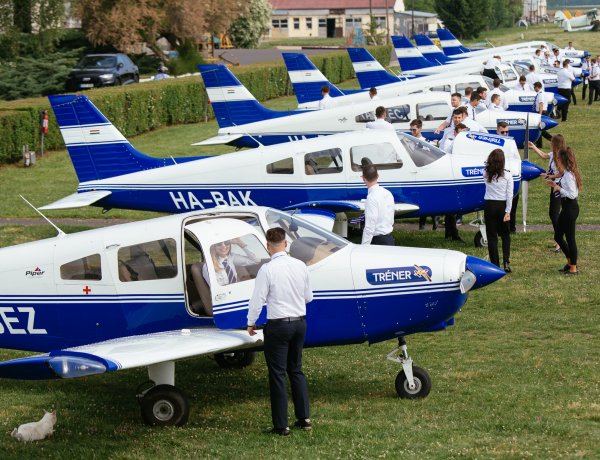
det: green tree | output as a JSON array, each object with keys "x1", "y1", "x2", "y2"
[
  {"x1": 228, "y1": 0, "x2": 271, "y2": 48},
  {"x1": 434, "y1": 0, "x2": 489, "y2": 38}
]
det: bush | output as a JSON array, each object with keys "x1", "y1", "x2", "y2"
[{"x1": 0, "y1": 46, "x2": 391, "y2": 164}]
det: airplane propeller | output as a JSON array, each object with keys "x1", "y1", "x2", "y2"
[{"x1": 522, "y1": 113, "x2": 530, "y2": 233}]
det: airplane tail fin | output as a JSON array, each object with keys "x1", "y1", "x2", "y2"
[
  {"x1": 49, "y1": 95, "x2": 177, "y2": 183},
  {"x1": 347, "y1": 48, "x2": 401, "y2": 89},
  {"x1": 436, "y1": 29, "x2": 472, "y2": 55},
  {"x1": 413, "y1": 34, "x2": 452, "y2": 65},
  {"x1": 282, "y1": 53, "x2": 347, "y2": 104},
  {"x1": 391, "y1": 36, "x2": 437, "y2": 71},
  {"x1": 198, "y1": 64, "x2": 286, "y2": 128}
]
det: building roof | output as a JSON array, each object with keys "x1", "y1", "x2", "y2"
[{"x1": 270, "y1": 0, "x2": 398, "y2": 9}]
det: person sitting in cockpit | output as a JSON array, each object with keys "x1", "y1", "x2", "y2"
[{"x1": 202, "y1": 238, "x2": 258, "y2": 286}]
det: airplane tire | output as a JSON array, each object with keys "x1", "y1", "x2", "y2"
[
  {"x1": 474, "y1": 231, "x2": 487, "y2": 248},
  {"x1": 395, "y1": 366, "x2": 432, "y2": 399},
  {"x1": 215, "y1": 351, "x2": 255, "y2": 369},
  {"x1": 140, "y1": 384, "x2": 190, "y2": 426}
]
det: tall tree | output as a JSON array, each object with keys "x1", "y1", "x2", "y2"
[
  {"x1": 75, "y1": 0, "x2": 247, "y2": 60},
  {"x1": 434, "y1": 0, "x2": 489, "y2": 38},
  {"x1": 228, "y1": 0, "x2": 271, "y2": 48}
]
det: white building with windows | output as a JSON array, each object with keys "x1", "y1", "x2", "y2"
[{"x1": 269, "y1": 0, "x2": 404, "y2": 39}]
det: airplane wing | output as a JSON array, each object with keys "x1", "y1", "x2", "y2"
[
  {"x1": 40, "y1": 190, "x2": 112, "y2": 210},
  {"x1": 191, "y1": 134, "x2": 245, "y2": 146},
  {"x1": 0, "y1": 328, "x2": 263, "y2": 380},
  {"x1": 284, "y1": 200, "x2": 420, "y2": 215}
]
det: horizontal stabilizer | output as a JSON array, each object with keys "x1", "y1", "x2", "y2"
[
  {"x1": 40, "y1": 190, "x2": 112, "y2": 210},
  {"x1": 192, "y1": 133, "x2": 245, "y2": 146},
  {"x1": 283, "y1": 200, "x2": 419, "y2": 215}
]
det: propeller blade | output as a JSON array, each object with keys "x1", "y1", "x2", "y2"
[{"x1": 521, "y1": 180, "x2": 529, "y2": 233}]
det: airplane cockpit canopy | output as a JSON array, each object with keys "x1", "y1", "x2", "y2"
[{"x1": 396, "y1": 133, "x2": 446, "y2": 167}]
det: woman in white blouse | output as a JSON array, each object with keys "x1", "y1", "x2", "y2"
[
  {"x1": 484, "y1": 149, "x2": 514, "y2": 272},
  {"x1": 545, "y1": 147, "x2": 582, "y2": 275}
]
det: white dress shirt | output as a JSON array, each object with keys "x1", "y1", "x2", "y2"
[
  {"x1": 362, "y1": 183, "x2": 395, "y2": 244},
  {"x1": 558, "y1": 170, "x2": 579, "y2": 199},
  {"x1": 484, "y1": 170, "x2": 514, "y2": 213},
  {"x1": 202, "y1": 246, "x2": 259, "y2": 286},
  {"x1": 366, "y1": 118, "x2": 395, "y2": 130},
  {"x1": 489, "y1": 103, "x2": 503, "y2": 112},
  {"x1": 247, "y1": 251, "x2": 312, "y2": 325},
  {"x1": 526, "y1": 72, "x2": 542, "y2": 90},
  {"x1": 533, "y1": 91, "x2": 547, "y2": 113},
  {"x1": 319, "y1": 93, "x2": 337, "y2": 110},
  {"x1": 488, "y1": 88, "x2": 508, "y2": 110},
  {"x1": 588, "y1": 64, "x2": 600, "y2": 81},
  {"x1": 467, "y1": 104, "x2": 478, "y2": 120},
  {"x1": 557, "y1": 68, "x2": 575, "y2": 89},
  {"x1": 513, "y1": 81, "x2": 532, "y2": 91},
  {"x1": 462, "y1": 117, "x2": 488, "y2": 133}
]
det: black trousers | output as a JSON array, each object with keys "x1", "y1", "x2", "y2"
[
  {"x1": 570, "y1": 87, "x2": 577, "y2": 105},
  {"x1": 444, "y1": 214, "x2": 459, "y2": 239},
  {"x1": 484, "y1": 200, "x2": 511, "y2": 267},
  {"x1": 509, "y1": 192, "x2": 519, "y2": 232},
  {"x1": 549, "y1": 189, "x2": 561, "y2": 235},
  {"x1": 582, "y1": 81, "x2": 588, "y2": 100},
  {"x1": 264, "y1": 319, "x2": 309, "y2": 430},
  {"x1": 536, "y1": 129, "x2": 553, "y2": 148},
  {"x1": 555, "y1": 198, "x2": 579, "y2": 265},
  {"x1": 557, "y1": 88, "x2": 571, "y2": 121},
  {"x1": 371, "y1": 233, "x2": 395, "y2": 246},
  {"x1": 588, "y1": 80, "x2": 600, "y2": 104}
]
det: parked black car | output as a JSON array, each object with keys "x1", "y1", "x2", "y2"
[{"x1": 65, "y1": 53, "x2": 139, "y2": 91}]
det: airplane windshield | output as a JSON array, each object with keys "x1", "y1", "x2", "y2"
[
  {"x1": 397, "y1": 133, "x2": 446, "y2": 167},
  {"x1": 265, "y1": 209, "x2": 348, "y2": 266}
]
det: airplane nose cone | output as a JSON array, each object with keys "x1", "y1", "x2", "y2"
[
  {"x1": 584, "y1": 51, "x2": 591, "y2": 57},
  {"x1": 464, "y1": 255, "x2": 505, "y2": 290},
  {"x1": 554, "y1": 94, "x2": 568, "y2": 106},
  {"x1": 573, "y1": 77, "x2": 582, "y2": 87},
  {"x1": 541, "y1": 115, "x2": 558, "y2": 131},
  {"x1": 521, "y1": 159, "x2": 545, "y2": 181}
]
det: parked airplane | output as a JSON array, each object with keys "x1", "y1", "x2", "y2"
[
  {"x1": 43, "y1": 94, "x2": 544, "y2": 232},
  {"x1": 284, "y1": 51, "x2": 565, "y2": 116},
  {"x1": 197, "y1": 63, "x2": 556, "y2": 148},
  {"x1": 554, "y1": 9, "x2": 598, "y2": 32},
  {"x1": 0, "y1": 205, "x2": 506, "y2": 425}
]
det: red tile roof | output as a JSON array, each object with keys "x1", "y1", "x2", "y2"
[{"x1": 271, "y1": 0, "x2": 395, "y2": 9}]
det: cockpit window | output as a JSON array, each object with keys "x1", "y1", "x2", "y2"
[
  {"x1": 118, "y1": 239, "x2": 177, "y2": 282},
  {"x1": 397, "y1": 133, "x2": 445, "y2": 167},
  {"x1": 502, "y1": 67, "x2": 518, "y2": 82},
  {"x1": 60, "y1": 254, "x2": 102, "y2": 280},
  {"x1": 350, "y1": 142, "x2": 403, "y2": 171},
  {"x1": 457, "y1": 82, "x2": 482, "y2": 94},
  {"x1": 265, "y1": 209, "x2": 348, "y2": 266},
  {"x1": 416, "y1": 101, "x2": 448, "y2": 121},
  {"x1": 304, "y1": 148, "x2": 343, "y2": 175}
]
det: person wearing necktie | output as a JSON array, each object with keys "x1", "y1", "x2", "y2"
[
  {"x1": 467, "y1": 93, "x2": 481, "y2": 121},
  {"x1": 202, "y1": 237, "x2": 259, "y2": 286}
]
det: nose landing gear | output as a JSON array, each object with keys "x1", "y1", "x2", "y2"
[{"x1": 387, "y1": 337, "x2": 432, "y2": 399}]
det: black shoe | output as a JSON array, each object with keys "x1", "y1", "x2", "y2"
[
  {"x1": 294, "y1": 418, "x2": 312, "y2": 431},
  {"x1": 558, "y1": 264, "x2": 569, "y2": 273},
  {"x1": 564, "y1": 270, "x2": 578, "y2": 276},
  {"x1": 510, "y1": 227, "x2": 516, "y2": 234},
  {"x1": 503, "y1": 262, "x2": 512, "y2": 273},
  {"x1": 452, "y1": 237, "x2": 466, "y2": 244},
  {"x1": 266, "y1": 427, "x2": 290, "y2": 436}
]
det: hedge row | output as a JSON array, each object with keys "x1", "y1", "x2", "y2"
[{"x1": 0, "y1": 46, "x2": 392, "y2": 165}]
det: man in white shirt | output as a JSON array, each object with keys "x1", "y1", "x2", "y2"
[
  {"x1": 581, "y1": 55, "x2": 591, "y2": 100},
  {"x1": 369, "y1": 87, "x2": 379, "y2": 100},
  {"x1": 489, "y1": 94, "x2": 503, "y2": 111},
  {"x1": 566, "y1": 41, "x2": 575, "y2": 50},
  {"x1": 556, "y1": 60, "x2": 575, "y2": 121},
  {"x1": 533, "y1": 82, "x2": 552, "y2": 147},
  {"x1": 361, "y1": 164, "x2": 396, "y2": 246},
  {"x1": 409, "y1": 119, "x2": 427, "y2": 141},
  {"x1": 435, "y1": 92, "x2": 462, "y2": 134},
  {"x1": 466, "y1": 94, "x2": 481, "y2": 120},
  {"x1": 488, "y1": 79, "x2": 508, "y2": 110},
  {"x1": 483, "y1": 55, "x2": 501, "y2": 80},
  {"x1": 247, "y1": 227, "x2": 313, "y2": 436},
  {"x1": 318, "y1": 85, "x2": 337, "y2": 110},
  {"x1": 526, "y1": 64, "x2": 542, "y2": 90},
  {"x1": 587, "y1": 57, "x2": 600, "y2": 105},
  {"x1": 513, "y1": 75, "x2": 532, "y2": 92},
  {"x1": 366, "y1": 106, "x2": 395, "y2": 130}
]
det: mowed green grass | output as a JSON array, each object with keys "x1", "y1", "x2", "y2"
[{"x1": 1, "y1": 26, "x2": 600, "y2": 458}]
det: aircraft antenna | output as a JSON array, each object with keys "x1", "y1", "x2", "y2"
[
  {"x1": 19, "y1": 195, "x2": 66, "y2": 237},
  {"x1": 170, "y1": 156, "x2": 177, "y2": 164}
]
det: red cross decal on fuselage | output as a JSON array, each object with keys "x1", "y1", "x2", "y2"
[{"x1": 83, "y1": 285, "x2": 91, "y2": 295}]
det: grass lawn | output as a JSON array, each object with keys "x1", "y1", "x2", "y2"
[{"x1": 0, "y1": 25, "x2": 599, "y2": 459}]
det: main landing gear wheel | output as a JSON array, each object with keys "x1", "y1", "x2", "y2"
[
  {"x1": 395, "y1": 366, "x2": 432, "y2": 399},
  {"x1": 474, "y1": 230, "x2": 488, "y2": 248},
  {"x1": 140, "y1": 384, "x2": 190, "y2": 426},
  {"x1": 214, "y1": 351, "x2": 255, "y2": 369}
]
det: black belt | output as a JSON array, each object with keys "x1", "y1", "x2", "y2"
[
  {"x1": 268, "y1": 316, "x2": 305, "y2": 323},
  {"x1": 561, "y1": 197, "x2": 577, "y2": 202}
]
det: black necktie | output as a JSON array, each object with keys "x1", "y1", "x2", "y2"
[{"x1": 222, "y1": 259, "x2": 236, "y2": 284}]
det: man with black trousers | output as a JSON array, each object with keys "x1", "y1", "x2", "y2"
[
  {"x1": 247, "y1": 227, "x2": 313, "y2": 436},
  {"x1": 361, "y1": 164, "x2": 396, "y2": 246}
]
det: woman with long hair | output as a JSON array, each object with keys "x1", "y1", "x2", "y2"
[
  {"x1": 545, "y1": 147, "x2": 582, "y2": 275},
  {"x1": 529, "y1": 134, "x2": 567, "y2": 252},
  {"x1": 484, "y1": 148, "x2": 514, "y2": 272}
]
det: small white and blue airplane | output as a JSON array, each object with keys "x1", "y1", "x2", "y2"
[
  {"x1": 0, "y1": 205, "x2": 506, "y2": 425},
  {"x1": 385, "y1": 37, "x2": 582, "y2": 95},
  {"x1": 283, "y1": 51, "x2": 566, "y2": 116},
  {"x1": 42, "y1": 94, "x2": 545, "y2": 246},
  {"x1": 196, "y1": 63, "x2": 556, "y2": 148},
  {"x1": 436, "y1": 28, "x2": 589, "y2": 60},
  {"x1": 555, "y1": 8, "x2": 598, "y2": 32}
]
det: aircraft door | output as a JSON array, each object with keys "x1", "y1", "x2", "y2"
[{"x1": 185, "y1": 220, "x2": 270, "y2": 329}]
